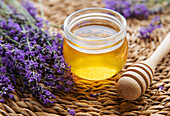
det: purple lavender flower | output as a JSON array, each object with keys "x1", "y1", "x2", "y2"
[
  {"x1": 66, "y1": 80, "x2": 73, "y2": 86},
  {"x1": 35, "y1": 17, "x2": 44, "y2": 28},
  {"x1": 64, "y1": 87, "x2": 71, "y2": 92},
  {"x1": 0, "y1": 0, "x2": 74, "y2": 105},
  {"x1": 132, "y1": 4, "x2": 149, "y2": 18},
  {"x1": 31, "y1": 85, "x2": 55, "y2": 105},
  {"x1": 103, "y1": 0, "x2": 149, "y2": 18},
  {"x1": 68, "y1": 109, "x2": 76, "y2": 116},
  {"x1": 139, "y1": 15, "x2": 162, "y2": 39},
  {"x1": 89, "y1": 93, "x2": 100, "y2": 97},
  {"x1": 56, "y1": 85, "x2": 63, "y2": 90},
  {"x1": 158, "y1": 86, "x2": 163, "y2": 91},
  {"x1": 0, "y1": 66, "x2": 15, "y2": 102},
  {"x1": 56, "y1": 33, "x2": 62, "y2": 38},
  {"x1": 0, "y1": 98, "x2": 5, "y2": 103},
  {"x1": 21, "y1": 0, "x2": 37, "y2": 18}
]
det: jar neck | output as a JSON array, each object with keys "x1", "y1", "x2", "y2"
[{"x1": 64, "y1": 8, "x2": 127, "y2": 54}]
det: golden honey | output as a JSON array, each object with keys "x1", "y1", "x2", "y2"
[{"x1": 63, "y1": 8, "x2": 128, "y2": 80}]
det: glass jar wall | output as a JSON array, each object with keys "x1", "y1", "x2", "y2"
[{"x1": 63, "y1": 8, "x2": 128, "y2": 80}]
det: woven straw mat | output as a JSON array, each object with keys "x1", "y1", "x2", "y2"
[{"x1": 0, "y1": 0, "x2": 170, "y2": 116}]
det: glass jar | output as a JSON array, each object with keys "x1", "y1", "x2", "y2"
[{"x1": 63, "y1": 8, "x2": 128, "y2": 80}]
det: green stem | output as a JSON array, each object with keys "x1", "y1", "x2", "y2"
[
  {"x1": 38, "y1": 0, "x2": 45, "y2": 19},
  {"x1": 14, "y1": 20, "x2": 34, "y2": 25},
  {"x1": 48, "y1": 24, "x2": 62, "y2": 28},
  {"x1": 0, "y1": 0, "x2": 13, "y2": 14},
  {"x1": 0, "y1": 30, "x2": 20, "y2": 44},
  {"x1": 21, "y1": 25, "x2": 31, "y2": 51},
  {"x1": 0, "y1": 28, "x2": 10, "y2": 32},
  {"x1": 0, "y1": 10, "x2": 11, "y2": 19},
  {"x1": 8, "y1": 0, "x2": 35, "y2": 23},
  {"x1": 14, "y1": 74, "x2": 25, "y2": 78},
  {"x1": 26, "y1": 36, "x2": 31, "y2": 51},
  {"x1": 47, "y1": 40, "x2": 52, "y2": 47}
]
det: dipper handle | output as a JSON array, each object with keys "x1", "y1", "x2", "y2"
[
  {"x1": 144, "y1": 32, "x2": 170, "y2": 71},
  {"x1": 117, "y1": 33, "x2": 170, "y2": 100}
]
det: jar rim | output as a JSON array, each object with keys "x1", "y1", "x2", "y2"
[{"x1": 64, "y1": 7, "x2": 127, "y2": 41}]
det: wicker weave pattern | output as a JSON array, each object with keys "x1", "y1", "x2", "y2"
[{"x1": 0, "y1": 0, "x2": 169, "y2": 116}]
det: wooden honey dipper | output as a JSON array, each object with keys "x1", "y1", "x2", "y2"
[{"x1": 117, "y1": 32, "x2": 170, "y2": 100}]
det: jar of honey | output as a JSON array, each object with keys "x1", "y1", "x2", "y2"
[{"x1": 63, "y1": 8, "x2": 128, "y2": 80}]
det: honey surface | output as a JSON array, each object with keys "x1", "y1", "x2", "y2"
[
  {"x1": 72, "y1": 25, "x2": 117, "y2": 39},
  {"x1": 63, "y1": 25, "x2": 128, "y2": 80}
]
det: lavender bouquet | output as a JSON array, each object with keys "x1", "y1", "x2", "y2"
[{"x1": 0, "y1": 0, "x2": 74, "y2": 105}]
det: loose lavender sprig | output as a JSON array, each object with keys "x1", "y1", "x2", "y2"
[
  {"x1": 0, "y1": 0, "x2": 74, "y2": 105},
  {"x1": 158, "y1": 86, "x2": 163, "y2": 91},
  {"x1": 68, "y1": 109, "x2": 76, "y2": 116},
  {"x1": 139, "y1": 15, "x2": 162, "y2": 39},
  {"x1": 89, "y1": 93, "x2": 100, "y2": 97},
  {"x1": 103, "y1": 0, "x2": 168, "y2": 19},
  {"x1": 103, "y1": 0, "x2": 149, "y2": 18}
]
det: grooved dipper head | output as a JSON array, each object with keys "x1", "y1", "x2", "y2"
[{"x1": 117, "y1": 63, "x2": 153, "y2": 100}]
